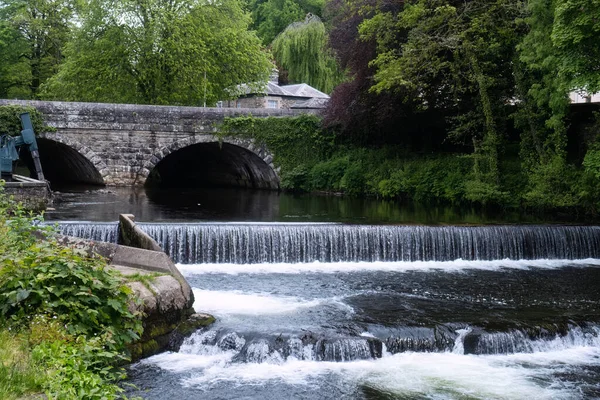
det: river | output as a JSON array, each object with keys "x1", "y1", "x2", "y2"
[{"x1": 48, "y1": 187, "x2": 600, "y2": 399}]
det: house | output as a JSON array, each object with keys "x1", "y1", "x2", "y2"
[
  {"x1": 570, "y1": 92, "x2": 600, "y2": 104},
  {"x1": 223, "y1": 71, "x2": 329, "y2": 110}
]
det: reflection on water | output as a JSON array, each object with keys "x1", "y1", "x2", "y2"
[{"x1": 45, "y1": 186, "x2": 587, "y2": 224}]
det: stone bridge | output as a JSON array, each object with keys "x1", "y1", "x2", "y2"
[{"x1": 0, "y1": 100, "x2": 313, "y2": 188}]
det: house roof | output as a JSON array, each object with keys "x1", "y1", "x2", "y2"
[
  {"x1": 281, "y1": 84, "x2": 329, "y2": 99},
  {"x1": 265, "y1": 81, "x2": 294, "y2": 97},
  {"x1": 236, "y1": 81, "x2": 330, "y2": 100},
  {"x1": 228, "y1": 75, "x2": 330, "y2": 109}
]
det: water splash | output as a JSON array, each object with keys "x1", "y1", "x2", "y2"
[{"x1": 452, "y1": 327, "x2": 472, "y2": 354}]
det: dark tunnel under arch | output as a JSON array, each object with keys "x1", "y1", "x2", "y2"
[
  {"x1": 17, "y1": 138, "x2": 104, "y2": 186},
  {"x1": 145, "y1": 142, "x2": 280, "y2": 189}
]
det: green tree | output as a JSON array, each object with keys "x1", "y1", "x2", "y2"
[
  {"x1": 517, "y1": 0, "x2": 579, "y2": 207},
  {"x1": 251, "y1": 0, "x2": 303, "y2": 45},
  {"x1": 552, "y1": 0, "x2": 600, "y2": 93},
  {"x1": 271, "y1": 14, "x2": 343, "y2": 93},
  {"x1": 0, "y1": 0, "x2": 73, "y2": 98},
  {"x1": 41, "y1": 0, "x2": 272, "y2": 105},
  {"x1": 360, "y1": 0, "x2": 524, "y2": 202},
  {"x1": 249, "y1": 0, "x2": 324, "y2": 45},
  {"x1": 0, "y1": 11, "x2": 30, "y2": 98}
]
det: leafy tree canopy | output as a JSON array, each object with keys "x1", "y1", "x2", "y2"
[
  {"x1": 552, "y1": 0, "x2": 600, "y2": 93},
  {"x1": 271, "y1": 14, "x2": 343, "y2": 93},
  {"x1": 0, "y1": 0, "x2": 73, "y2": 98},
  {"x1": 41, "y1": 0, "x2": 273, "y2": 106},
  {"x1": 249, "y1": 0, "x2": 324, "y2": 45}
]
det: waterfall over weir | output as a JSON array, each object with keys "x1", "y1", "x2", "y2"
[
  {"x1": 52, "y1": 221, "x2": 119, "y2": 244},
  {"x1": 53, "y1": 222, "x2": 600, "y2": 264}
]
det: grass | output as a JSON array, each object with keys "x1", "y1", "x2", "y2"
[{"x1": 0, "y1": 330, "x2": 43, "y2": 400}]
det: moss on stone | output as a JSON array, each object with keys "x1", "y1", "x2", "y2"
[
  {"x1": 147, "y1": 322, "x2": 177, "y2": 339},
  {"x1": 176, "y1": 314, "x2": 216, "y2": 336}
]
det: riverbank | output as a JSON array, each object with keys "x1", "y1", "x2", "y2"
[
  {"x1": 220, "y1": 115, "x2": 600, "y2": 217},
  {"x1": 0, "y1": 185, "x2": 209, "y2": 399}
]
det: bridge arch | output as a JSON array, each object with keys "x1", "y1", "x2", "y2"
[
  {"x1": 142, "y1": 135, "x2": 279, "y2": 189},
  {"x1": 31, "y1": 133, "x2": 108, "y2": 185}
]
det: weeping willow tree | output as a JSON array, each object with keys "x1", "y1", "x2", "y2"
[{"x1": 271, "y1": 14, "x2": 343, "y2": 93}]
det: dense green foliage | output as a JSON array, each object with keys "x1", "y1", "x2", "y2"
[
  {"x1": 249, "y1": 0, "x2": 324, "y2": 45},
  {"x1": 0, "y1": 105, "x2": 52, "y2": 136},
  {"x1": 552, "y1": 0, "x2": 600, "y2": 94},
  {"x1": 322, "y1": 0, "x2": 600, "y2": 210},
  {"x1": 40, "y1": 0, "x2": 272, "y2": 105},
  {"x1": 358, "y1": 0, "x2": 524, "y2": 202},
  {"x1": 222, "y1": 115, "x2": 600, "y2": 212},
  {"x1": 0, "y1": 0, "x2": 73, "y2": 98},
  {"x1": 1, "y1": 0, "x2": 341, "y2": 104},
  {"x1": 271, "y1": 14, "x2": 343, "y2": 93},
  {"x1": 0, "y1": 184, "x2": 143, "y2": 399}
]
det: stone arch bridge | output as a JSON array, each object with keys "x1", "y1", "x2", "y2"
[{"x1": 0, "y1": 100, "x2": 314, "y2": 188}]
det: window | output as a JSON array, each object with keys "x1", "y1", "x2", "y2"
[
  {"x1": 267, "y1": 99, "x2": 278, "y2": 109},
  {"x1": 236, "y1": 100, "x2": 242, "y2": 108}
]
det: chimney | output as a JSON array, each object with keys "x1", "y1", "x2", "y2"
[{"x1": 269, "y1": 69, "x2": 279, "y2": 85}]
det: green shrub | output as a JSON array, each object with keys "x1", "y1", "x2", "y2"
[
  {"x1": 280, "y1": 165, "x2": 310, "y2": 191},
  {"x1": 340, "y1": 162, "x2": 366, "y2": 195},
  {"x1": 583, "y1": 147, "x2": 600, "y2": 180},
  {"x1": 309, "y1": 156, "x2": 349, "y2": 191},
  {"x1": 377, "y1": 178, "x2": 402, "y2": 199},
  {"x1": 0, "y1": 105, "x2": 53, "y2": 136},
  {"x1": 523, "y1": 156, "x2": 579, "y2": 208},
  {"x1": 0, "y1": 185, "x2": 143, "y2": 399},
  {"x1": 32, "y1": 335, "x2": 129, "y2": 400}
]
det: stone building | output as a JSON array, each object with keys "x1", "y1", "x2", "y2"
[{"x1": 223, "y1": 71, "x2": 329, "y2": 110}]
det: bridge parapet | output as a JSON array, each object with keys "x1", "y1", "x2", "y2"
[{"x1": 0, "y1": 100, "x2": 311, "y2": 134}]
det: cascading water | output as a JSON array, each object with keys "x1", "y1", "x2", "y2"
[
  {"x1": 51, "y1": 220, "x2": 600, "y2": 398},
  {"x1": 51, "y1": 221, "x2": 119, "y2": 243},
  {"x1": 137, "y1": 223, "x2": 600, "y2": 263},
  {"x1": 54, "y1": 221, "x2": 600, "y2": 263}
]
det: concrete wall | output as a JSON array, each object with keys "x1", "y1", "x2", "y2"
[
  {"x1": 3, "y1": 175, "x2": 51, "y2": 211},
  {"x1": 0, "y1": 100, "x2": 314, "y2": 187}
]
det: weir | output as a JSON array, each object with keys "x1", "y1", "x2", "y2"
[
  {"x1": 51, "y1": 218, "x2": 600, "y2": 397},
  {"x1": 53, "y1": 222, "x2": 600, "y2": 264}
]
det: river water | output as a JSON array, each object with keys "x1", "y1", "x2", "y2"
[{"x1": 48, "y1": 187, "x2": 600, "y2": 399}]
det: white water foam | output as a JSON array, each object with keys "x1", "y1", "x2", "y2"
[
  {"x1": 191, "y1": 289, "x2": 329, "y2": 315},
  {"x1": 177, "y1": 258, "x2": 600, "y2": 275},
  {"x1": 138, "y1": 351, "x2": 235, "y2": 373},
  {"x1": 160, "y1": 347, "x2": 600, "y2": 399},
  {"x1": 139, "y1": 323, "x2": 600, "y2": 399}
]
